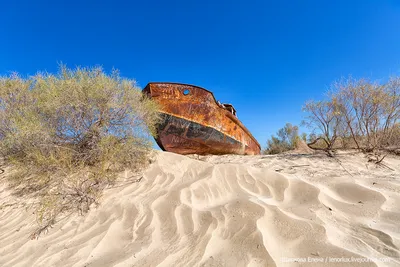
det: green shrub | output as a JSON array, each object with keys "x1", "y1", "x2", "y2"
[
  {"x1": 263, "y1": 123, "x2": 299, "y2": 154},
  {"x1": 0, "y1": 65, "x2": 159, "y2": 237}
]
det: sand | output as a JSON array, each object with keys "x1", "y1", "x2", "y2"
[{"x1": 0, "y1": 150, "x2": 399, "y2": 267}]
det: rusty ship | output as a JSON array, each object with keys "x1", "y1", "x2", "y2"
[{"x1": 143, "y1": 82, "x2": 261, "y2": 155}]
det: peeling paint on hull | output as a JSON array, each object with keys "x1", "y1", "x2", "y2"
[{"x1": 144, "y1": 82, "x2": 261, "y2": 155}]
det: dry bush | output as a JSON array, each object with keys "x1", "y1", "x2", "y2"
[
  {"x1": 263, "y1": 123, "x2": 299, "y2": 154},
  {"x1": 0, "y1": 65, "x2": 159, "y2": 237},
  {"x1": 303, "y1": 76, "x2": 399, "y2": 158},
  {"x1": 302, "y1": 100, "x2": 341, "y2": 155},
  {"x1": 384, "y1": 122, "x2": 400, "y2": 154},
  {"x1": 382, "y1": 77, "x2": 400, "y2": 146},
  {"x1": 332, "y1": 77, "x2": 399, "y2": 151}
]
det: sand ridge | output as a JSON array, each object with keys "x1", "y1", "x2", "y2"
[{"x1": 0, "y1": 151, "x2": 399, "y2": 266}]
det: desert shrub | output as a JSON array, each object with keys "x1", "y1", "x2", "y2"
[
  {"x1": 303, "y1": 76, "x2": 399, "y2": 154},
  {"x1": 263, "y1": 136, "x2": 290, "y2": 154},
  {"x1": 302, "y1": 100, "x2": 341, "y2": 154},
  {"x1": 263, "y1": 123, "x2": 299, "y2": 154},
  {"x1": 0, "y1": 65, "x2": 159, "y2": 237},
  {"x1": 333, "y1": 77, "x2": 399, "y2": 151},
  {"x1": 385, "y1": 123, "x2": 400, "y2": 148},
  {"x1": 382, "y1": 77, "x2": 400, "y2": 147}
]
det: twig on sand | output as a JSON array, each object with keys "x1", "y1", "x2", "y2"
[
  {"x1": 134, "y1": 176, "x2": 143, "y2": 183},
  {"x1": 376, "y1": 155, "x2": 387, "y2": 164},
  {"x1": 290, "y1": 164, "x2": 310, "y2": 168},
  {"x1": 275, "y1": 164, "x2": 310, "y2": 172},
  {"x1": 379, "y1": 163, "x2": 395, "y2": 171},
  {"x1": 375, "y1": 155, "x2": 394, "y2": 170},
  {"x1": 368, "y1": 153, "x2": 395, "y2": 171},
  {"x1": 322, "y1": 204, "x2": 333, "y2": 211},
  {"x1": 334, "y1": 158, "x2": 353, "y2": 177},
  {"x1": 30, "y1": 221, "x2": 54, "y2": 240}
]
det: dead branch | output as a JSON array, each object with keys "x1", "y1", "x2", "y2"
[
  {"x1": 334, "y1": 158, "x2": 353, "y2": 177},
  {"x1": 376, "y1": 154, "x2": 386, "y2": 164},
  {"x1": 289, "y1": 164, "x2": 310, "y2": 168}
]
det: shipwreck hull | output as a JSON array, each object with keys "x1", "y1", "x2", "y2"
[
  {"x1": 156, "y1": 113, "x2": 249, "y2": 154},
  {"x1": 144, "y1": 83, "x2": 261, "y2": 155}
]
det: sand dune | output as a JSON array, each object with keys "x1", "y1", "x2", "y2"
[{"x1": 1, "y1": 151, "x2": 399, "y2": 266}]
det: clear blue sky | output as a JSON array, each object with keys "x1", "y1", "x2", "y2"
[{"x1": 2, "y1": 0, "x2": 400, "y2": 148}]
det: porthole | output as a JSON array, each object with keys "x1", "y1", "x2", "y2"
[{"x1": 183, "y1": 89, "x2": 190, "y2": 95}]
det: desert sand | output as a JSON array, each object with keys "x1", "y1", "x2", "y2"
[{"x1": 0, "y1": 150, "x2": 399, "y2": 267}]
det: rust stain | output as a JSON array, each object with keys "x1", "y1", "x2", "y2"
[{"x1": 143, "y1": 82, "x2": 261, "y2": 155}]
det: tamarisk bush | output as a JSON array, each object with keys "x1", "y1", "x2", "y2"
[{"x1": 0, "y1": 65, "x2": 159, "y2": 237}]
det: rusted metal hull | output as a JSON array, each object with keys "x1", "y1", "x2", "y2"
[{"x1": 143, "y1": 82, "x2": 261, "y2": 155}]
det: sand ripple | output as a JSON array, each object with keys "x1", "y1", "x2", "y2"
[{"x1": 0, "y1": 151, "x2": 399, "y2": 266}]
